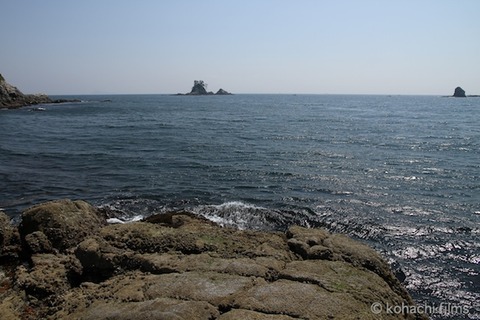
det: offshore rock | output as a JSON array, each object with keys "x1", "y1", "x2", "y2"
[
  {"x1": 0, "y1": 199, "x2": 427, "y2": 319},
  {"x1": 181, "y1": 80, "x2": 232, "y2": 95},
  {"x1": 453, "y1": 86, "x2": 466, "y2": 97},
  {"x1": 215, "y1": 88, "x2": 232, "y2": 95},
  {"x1": 186, "y1": 80, "x2": 212, "y2": 95}
]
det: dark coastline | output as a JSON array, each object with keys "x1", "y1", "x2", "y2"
[{"x1": 0, "y1": 74, "x2": 80, "y2": 109}]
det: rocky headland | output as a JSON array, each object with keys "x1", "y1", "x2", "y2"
[
  {"x1": 0, "y1": 199, "x2": 427, "y2": 319},
  {"x1": 178, "y1": 80, "x2": 232, "y2": 95},
  {"x1": 0, "y1": 74, "x2": 79, "y2": 109}
]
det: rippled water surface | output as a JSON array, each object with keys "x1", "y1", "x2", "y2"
[{"x1": 1, "y1": 94, "x2": 479, "y2": 318}]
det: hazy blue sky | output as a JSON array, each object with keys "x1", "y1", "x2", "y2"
[{"x1": 1, "y1": 0, "x2": 479, "y2": 95}]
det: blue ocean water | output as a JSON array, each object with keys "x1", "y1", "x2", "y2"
[{"x1": 0, "y1": 94, "x2": 479, "y2": 318}]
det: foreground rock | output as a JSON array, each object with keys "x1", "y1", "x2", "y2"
[
  {"x1": 0, "y1": 200, "x2": 427, "y2": 319},
  {"x1": 0, "y1": 73, "x2": 79, "y2": 109}
]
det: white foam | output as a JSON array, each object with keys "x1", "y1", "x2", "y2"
[
  {"x1": 470, "y1": 255, "x2": 480, "y2": 264},
  {"x1": 106, "y1": 214, "x2": 144, "y2": 224},
  {"x1": 193, "y1": 201, "x2": 270, "y2": 230},
  {"x1": 106, "y1": 218, "x2": 125, "y2": 224},
  {"x1": 129, "y1": 215, "x2": 144, "y2": 222}
]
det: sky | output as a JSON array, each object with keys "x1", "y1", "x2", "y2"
[{"x1": 1, "y1": 0, "x2": 479, "y2": 95}]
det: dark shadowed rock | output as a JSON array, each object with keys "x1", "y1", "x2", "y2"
[
  {"x1": 0, "y1": 73, "x2": 80, "y2": 109},
  {"x1": 180, "y1": 80, "x2": 232, "y2": 95},
  {"x1": 0, "y1": 73, "x2": 51, "y2": 108},
  {"x1": 215, "y1": 88, "x2": 232, "y2": 95},
  {"x1": 453, "y1": 86, "x2": 466, "y2": 97},
  {"x1": 0, "y1": 211, "x2": 20, "y2": 261},
  {"x1": 15, "y1": 253, "x2": 81, "y2": 299},
  {"x1": 0, "y1": 74, "x2": 29, "y2": 108},
  {"x1": 24, "y1": 231, "x2": 54, "y2": 254},
  {"x1": 186, "y1": 80, "x2": 212, "y2": 95},
  {"x1": 0, "y1": 212, "x2": 11, "y2": 255}
]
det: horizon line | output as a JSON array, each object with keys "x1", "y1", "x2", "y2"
[{"x1": 46, "y1": 92, "x2": 456, "y2": 97}]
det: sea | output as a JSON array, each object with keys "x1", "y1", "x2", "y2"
[{"x1": 0, "y1": 94, "x2": 478, "y2": 319}]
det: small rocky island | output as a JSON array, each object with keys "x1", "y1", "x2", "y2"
[
  {"x1": 178, "y1": 80, "x2": 232, "y2": 95},
  {"x1": 0, "y1": 199, "x2": 427, "y2": 319},
  {"x1": 0, "y1": 73, "x2": 79, "y2": 109},
  {"x1": 453, "y1": 86, "x2": 466, "y2": 98},
  {"x1": 451, "y1": 86, "x2": 480, "y2": 98}
]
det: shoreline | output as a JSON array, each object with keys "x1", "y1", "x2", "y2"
[{"x1": 0, "y1": 199, "x2": 427, "y2": 319}]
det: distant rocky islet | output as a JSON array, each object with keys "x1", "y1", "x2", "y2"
[
  {"x1": 451, "y1": 86, "x2": 480, "y2": 98},
  {"x1": 178, "y1": 80, "x2": 233, "y2": 95},
  {"x1": 453, "y1": 86, "x2": 466, "y2": 97}
]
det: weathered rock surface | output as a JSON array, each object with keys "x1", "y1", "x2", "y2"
[
  {"x1": 0, "y1": 211, "x2": 20, "y2": 261},
  {"x1": 0, "y1": 73, "x2": 80, "y2": 109},
  {"x1": 0, "y1": 199, "x2": 427, "y2": 319},
  {"x1": 453, "y1": 86, "x2": 466, "y2": 97},
  {"x1": 19, "y1": 199, "x2": 106, "y2": 253}
]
